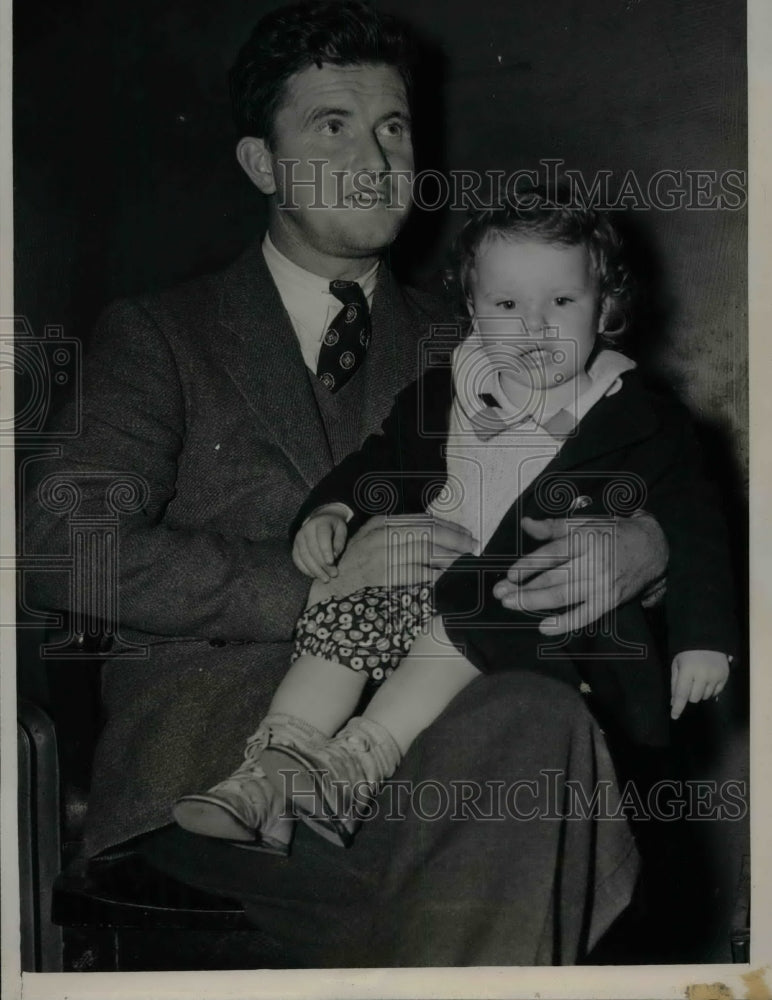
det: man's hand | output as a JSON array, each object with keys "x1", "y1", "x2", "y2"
[
  {"x1": 308, "y1": 514, "x2": 477, "y2": 601},
  {"x1": 670, "y1": 650, "x2": 730, "y2": 720},
  {"x1": 292, "y1": 508, "x2": 349, "y2": 582},
  {"x1": 492, "y1": 510, "x2": 668, "y2": 635}
]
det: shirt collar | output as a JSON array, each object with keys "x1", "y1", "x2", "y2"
[
  {"x1": 452, "y1": 329, "x2": 636, "y2": 439},
  {"x1": 262, "y1": 233, "x2": 380, "y2": 307},
  {"x1": 566, "y1": 347, "x2": 637, "y2": 419}
]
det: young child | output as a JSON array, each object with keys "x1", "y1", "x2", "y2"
[{"x1": 173, "y1": 190, "x2": 736, "y2": 853}]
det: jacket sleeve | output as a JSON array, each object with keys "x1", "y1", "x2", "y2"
[
  {"x1": 290, "y1": 373, "x2": 442, "y2": 538},
  {"x1": 643, "y1": 400, "x2": 740, "y2": 663},
  {"x1": 23, "y1": 299, "x2": 310, "y2": 644}
]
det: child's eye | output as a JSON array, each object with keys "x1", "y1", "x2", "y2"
[
  {"x1": 496, "y1": 300, "x2": 517, "y2": 310},
  {"x1": 554, "y1": 296, "x2": 573, "y2": 306}
]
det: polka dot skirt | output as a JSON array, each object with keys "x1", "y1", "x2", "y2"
[{"x1": 292, "y1": 584, "x2": 435, "y2": 684}]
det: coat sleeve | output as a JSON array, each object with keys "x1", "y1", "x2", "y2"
[
  {"x1": 642, "y1": 400, "x2": 740, "y2": 663},
  {"x1": 23, "y1": 298, "x2": 310, "y2": 644},
  {"x1": 290, "y1": 371, "x2": 446, "y2": 538},
  {"x1": 434, "y1": 389, "x2": 741, "y2": 674}
]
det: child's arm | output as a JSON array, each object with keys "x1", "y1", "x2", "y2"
[
  {"x1": 286, "y1": 375, "x2": 434, "y2": 582},
  {"x1": 644, "y1": 396, "x2": 740, "y2": 704},
  {"x1": 289, "y1": 368, "x2": 451, "y2": 540},
  {"x1": 670, "y1": 649, "x2": 731, "y2": 720}
]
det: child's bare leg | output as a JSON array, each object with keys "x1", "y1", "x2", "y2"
[
  {"x1": 363, "y1": 616, "x2": 479, "y2": 753},
  {"x1": 269, "y1": 613, "x2": 479, "y2": 847},
  {"x1": 172, "y1": 588, "x2": 369, "y2": 845},
  {"x1": 256, "y1": 583, "x2": 377, "y2": 809},
  {"x1": 257, "y1": 655, "x2": 369, "y2": 806},
  {"x1": 259, "y1": 576, "x2": 372, "y2": 735},
  {"x1": 267, "y1": 654, "x2": 368, "y2": 737},
  {"x1": 263, "y1": 575, "x2": 372, "y2": 735}
]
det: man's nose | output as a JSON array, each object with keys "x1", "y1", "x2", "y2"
[{"x1": 353, "y1": 131, "x2": 391, "y2": 175}]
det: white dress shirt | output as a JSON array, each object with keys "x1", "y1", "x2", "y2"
[{"x1": 261, "y1": 233, "x2": 380, "y2": 373}]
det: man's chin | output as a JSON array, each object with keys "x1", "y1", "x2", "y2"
[{"x1": 333, "y1": 212, "x2": 409, "y2": 256}]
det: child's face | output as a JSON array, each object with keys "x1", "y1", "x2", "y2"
[{"x1": 467, "y1": 235, "x2": 608, "y2": 390}]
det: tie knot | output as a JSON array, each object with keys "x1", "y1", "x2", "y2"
[{"x1": 329, "y1": 279, "x2": 366, "y2": 307}]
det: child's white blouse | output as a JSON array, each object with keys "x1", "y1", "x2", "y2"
[{"x1": 427, "y1": 338, "x2": 637, "y2": 554}]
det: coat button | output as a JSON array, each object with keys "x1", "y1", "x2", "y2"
[{"x1": 567, "y1": 494, "x2": 593, "y2": 515}]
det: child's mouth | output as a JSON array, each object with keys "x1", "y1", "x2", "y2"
[{"x1": 516, "y1": 346, "x2": 550, "y2": 363}]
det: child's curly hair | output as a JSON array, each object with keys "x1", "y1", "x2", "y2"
[{"x1": 448, "y1": 185, "x2": 634, "y2": 342}]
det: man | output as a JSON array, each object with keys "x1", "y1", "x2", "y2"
[{"x1": 26, "y1": 0, "x2": 667, "y2": 966}]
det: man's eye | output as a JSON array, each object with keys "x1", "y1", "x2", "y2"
[
  {"x1": 496, "y1": 300, "x2": 517, "y2": 310},
  {"x1": 379, "y1": 121, "x2": 407, "y2": 138},
  {"x1": 554, "y1": 297, "x2": 573, "y2": 306},
  {"x1": 319, "y1": 120, "x2": 344, "y2": 136}
]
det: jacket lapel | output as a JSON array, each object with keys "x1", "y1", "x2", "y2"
[
  {"x1": 215, "y1": 240, "x2": 334, "y2": 489},
  {"x1": 484, "y1": 373, "x2": 662, "y2": 552},
  {"x1": 531, "y1": 372, "x2": 660, "y2": 481},
  {"x1": 360, "y1": 269, "x2": 442, "y2": 434}
]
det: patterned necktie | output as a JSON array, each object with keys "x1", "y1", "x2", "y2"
[{"x1": 316, "y1": 279, "x2": 371, "y2": 393}]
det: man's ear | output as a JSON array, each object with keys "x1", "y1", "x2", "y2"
[{"x1": 236, "y1": 137, "x2": 277, "y2": 196}]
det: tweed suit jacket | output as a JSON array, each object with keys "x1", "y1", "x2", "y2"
[
  {"x1": 25, "y1": 240, "x2": 451, "y2": 857},
  {"x1": 297, "y1": 363, "x2": 739, "y2": 748}
]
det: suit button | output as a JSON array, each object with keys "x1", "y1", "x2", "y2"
[
  {"x1": 209, "y1": 638, "x2": 227, "y2": 647},
  {"x1": 567, "y1": 494, "x2": 593, "y2": 515}
]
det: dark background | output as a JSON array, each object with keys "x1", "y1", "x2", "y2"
[
  {"x1": 14, "y1": 0, "x2": 747, "y2": 470},
  {"x1": 14, "y1": 0, "x2": 749, "y2": 967}
]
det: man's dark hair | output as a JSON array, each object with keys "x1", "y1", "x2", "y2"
[{"x1": 230, "y1": 0, "x2": 418, "y2": 144}]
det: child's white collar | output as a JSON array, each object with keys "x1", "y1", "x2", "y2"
[{"x1": 452, "y1": 329, "x2": 636, "y2": 438}]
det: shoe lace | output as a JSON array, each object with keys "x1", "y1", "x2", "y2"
[
  {"x1": 240, "y1": 725, "x2": 271, "y2": 771},
  {"x1": 340, "y1": 732, "x2": 371, "y2": 754}
]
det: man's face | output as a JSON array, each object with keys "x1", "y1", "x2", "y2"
[{"x1": 262, "y1": 62, "x2": 414, "y2": 269}]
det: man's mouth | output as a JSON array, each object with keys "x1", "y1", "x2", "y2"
[{"x1": 344, "y1": 190, "x2": 391, "y2": 208}]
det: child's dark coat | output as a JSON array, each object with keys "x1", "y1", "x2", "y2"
[{"x1": 297, "y1": 364, "x2": 738, "y2": 747}]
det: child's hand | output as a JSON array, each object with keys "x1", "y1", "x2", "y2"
[
  {"x1": 670, "y1": 650, "x2": 730, "y2": 720},
  {"x1": 292, "y1": 507, "x2": 349, "y2": 582}
]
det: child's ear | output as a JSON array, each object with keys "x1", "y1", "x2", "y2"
[{"x1": 598, "y1": 295, "x2": 627, "y2": 337}]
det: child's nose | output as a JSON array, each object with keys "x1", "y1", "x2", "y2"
[{"x1": 522, "y1": 307, "x2": 546, "y2": 336}]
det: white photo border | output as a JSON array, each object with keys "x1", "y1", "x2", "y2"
[{"x1": 2, "y1": 0, "x2": 770, "y2": 996}]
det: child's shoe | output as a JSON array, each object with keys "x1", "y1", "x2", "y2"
[
  {"x1": 171, "y1": 713, "x2": 326, "y2": 853},
  {"x1": 264, "y1": 716, "x2": 401, "y2": 848}
]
